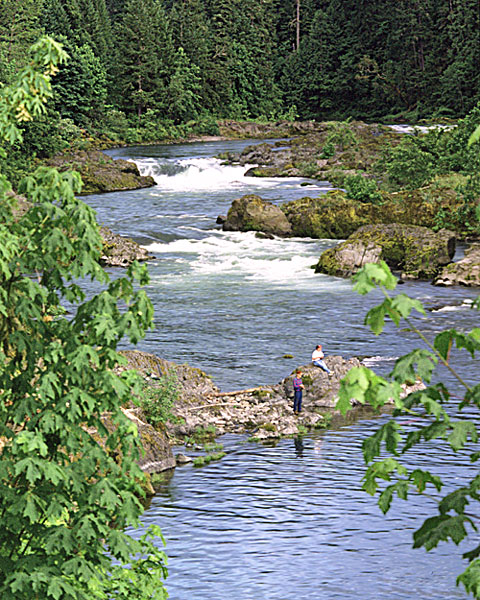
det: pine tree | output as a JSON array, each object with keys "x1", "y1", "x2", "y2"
[
  {"x1": 114, "y1": 0, "x2": 175, "y2": 117},
  {"x1": 204, "y1": 0, "x2": 281, "y2": 118},
  {"x1": 0, "y1": 0, "x2": 44, "y2": 82},
  {"x1": 168, "y1": 0, "x2": 216, "y2": 112},
  {"x1": 439, "y1": 0, "x2": 480, "y2": 115}
]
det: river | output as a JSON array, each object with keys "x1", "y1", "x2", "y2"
[{"x1": 82, "y1": 138, "x2": 480, "y2": 599}]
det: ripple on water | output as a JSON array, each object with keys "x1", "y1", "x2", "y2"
[{"x1": 133, "y1": 426, "x2": 471, "y2": 600}]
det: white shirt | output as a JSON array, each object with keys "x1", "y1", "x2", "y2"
[{"x1": 312, "y1": 349, "x2": 324, "y2": 361}]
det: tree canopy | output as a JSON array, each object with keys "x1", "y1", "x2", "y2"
[
  {"x1": 1, "y1": 0, "x2": 478, "y2": 127},
  {"x1": 0, "y1": 37, "x2": 167, "y2": 600}
]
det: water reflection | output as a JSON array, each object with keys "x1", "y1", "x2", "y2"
[
  {"x1": 134, "y1": 422, "x2": 471, "y2": 600},
  {"x1": 293, "y1": 435, "x2": 304, "y2": 457}
]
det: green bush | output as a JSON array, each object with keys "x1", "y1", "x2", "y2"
[
  {"x1": 325, "y1": 119, "x2": 358, "y2": 152},
  {"x1": 344, "y1": 173, "x2": 384, "y2": 204},
  {"x1": 320, "y1": 141, "x2": 335, "y2": 159},
  {"x1": 102, "y1": 108, "x2": 131, "y2": 140},
  {"x1": 383, "y1": 136, "x2": 436, "y2": 189},
  {"x1": 190, "y1": 118, "x2": 220, "y2": 136},
  {"x1": 139, "y1": 370, "x2": 179, "y2": 428}
]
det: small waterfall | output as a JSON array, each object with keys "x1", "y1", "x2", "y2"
[{"x1": 134, "y1": 156, "x2": 255, "y2": 191}]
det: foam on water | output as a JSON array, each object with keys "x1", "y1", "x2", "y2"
[
  {"x1": 134, "y1": 155, "x2": 331, "y2": 196},
  {"x1": 361, "y1": 355, "x2": 399, "y2": 367},
  {"x1": 387, "y1": 124, "x2": 454, "y2": 134},
  {"x1": 134, "y1": 156, "x2": 257, "y2": 191},
  {"x1": 145, "y1": 231, "x2": 342, "y2": 286}
]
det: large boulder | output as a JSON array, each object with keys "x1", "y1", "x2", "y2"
[
  {"x1": 282, "y1": 192, "x2": 377, "y2": 238},
  {"x1": 314, "y1": 240, "x2": 382, "y2": 278},
  {"x1": 46, "y1": 149, "x2": 155, "y2": 194},
  {"x1": 315, "y1": 224, "x2": 456, "y2": 279},
  {"x1": 222, "y1": 194, "x2": 292, "y2": 237},
  {"x1": 238, "y1": 142, "x2": 276, "y2": 165},
  {"x1": 120, "y1": 409, "x2": 176, "y2": 473},
  {"x1": 281, "y1": 184, "x2": 464, "y2": 240},
  {"x1": 434, "y1": 243, "x2": 480, "y2": 287},
  {"x1": 280, "y1": 357, "x2": 362, "y2": 409}
]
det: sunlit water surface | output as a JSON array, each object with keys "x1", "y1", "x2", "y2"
[{"x1": 80, "y1": 139, "x2": 480, "y2": 599}]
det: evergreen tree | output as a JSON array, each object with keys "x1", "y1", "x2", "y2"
[
  {"x1": 439, "y1": 0, "x2": 480, "y2": 115},
  {"x1": 42, "y1": 0, "x2": 113, "y2": 71},
  {"x1": 168, "y1": 0, "x2": 217, "y2": 113},
  {"x1": 204, "y1": 0, "x2": 281, "y2": 118},
  {"x1": 0, "y1": 0, "x2": 44, "y2": 83},
  {"x1": 163, "y1": 47, "x2": 201, "y2": 122},
  {"x1": 114, "y1": 0, "x2": 175, "y2": 117},
  {"x1": 51, "y1": 39, "x2": 108, "y2": 124}
]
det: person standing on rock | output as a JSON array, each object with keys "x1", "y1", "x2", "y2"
[
  {"x1": 293, "y1": 369, "x2": 305, "y2": 414},
  {"x1": 312, "y1": 344, "x2": 333, "y2": 375}
]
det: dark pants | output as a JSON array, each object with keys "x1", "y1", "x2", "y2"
[{"x1": 293, "y1": 390, "x2": 302, "y2": 413}]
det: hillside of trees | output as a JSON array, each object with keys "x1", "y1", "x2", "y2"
[{"x1": 2, "y1": 0, "x2": 479, "y2": 134}]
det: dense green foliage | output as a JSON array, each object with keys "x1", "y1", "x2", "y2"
[
  {"x1": 337, "y1": 261, "x2": 480, "y2": 597},
  {"x1": 0, "y1": 37, "x2": 167, "y2": 599},
  {"x1": 140, "y1": 370, "x2": 179, "y2": 428},
  {"x1": 1, "y1": 0, "x2": 479, "y2": 144}
]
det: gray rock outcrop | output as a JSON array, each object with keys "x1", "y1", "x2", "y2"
[
  {"x1": 434, "y1": 243, "x2": 480, "y2": 287},
  {"x1": 100, "y1": 226, "x2": 154, "y2": 267},
  {"x1": 121, "y1": 408, "x2": 176, "y2": 473}
]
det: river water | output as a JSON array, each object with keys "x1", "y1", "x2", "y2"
[{"x1": 83, "y1": 139, "x2": 480, "y2": 599}]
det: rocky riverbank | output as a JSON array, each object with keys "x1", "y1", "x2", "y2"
[{"x1": 113, "y1": 350, "x2": 425, "y2": 490}]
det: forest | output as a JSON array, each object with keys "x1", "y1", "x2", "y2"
[
  {"x1": 2, "y1": 3, "x2": 480, "y2": 599},
  {"x1": 1, "y1": 0, "x2": 480, "y2": 147}
]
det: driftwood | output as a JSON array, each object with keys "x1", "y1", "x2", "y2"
[
  {"x1": 185, "y1": 401, "x2": 251, "y2": 411},
  {"x1": 213, "y1": 386, "x2": 267, "y2": 397}
]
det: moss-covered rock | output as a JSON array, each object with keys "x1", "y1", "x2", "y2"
[
  {"x1": 315, "y1": 223, "x2": 456, "y2": 279},
  {"x1": 282, "y1": 181, "x2": 468, "y2": 239},
  {"x1": 282, "y1": 191, "x2": 375, "y2": 238},
  {"x1": 223, "y1": 194, "x2": 292, "y2": 237},
  {"x1": 46, "y1": 149, "x2": 155, "y2": 194},
  {"x1": 223, "y1": 120, "x2": 402, "y2": 181}
]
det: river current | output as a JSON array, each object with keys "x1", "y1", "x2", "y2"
[{"x1": 82, "y1": 139, "x2": 480, "y2": 599}]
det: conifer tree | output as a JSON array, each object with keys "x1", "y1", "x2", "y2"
[
  {"x1": 168, "y1": 0, "x2": 216, "y2": 112},
  {"x1": 0, "y1": 0, "x2": 44, "y2": 82},
  {"x1": 114, "y1": 0, "x2": 175, "y2": 117}
]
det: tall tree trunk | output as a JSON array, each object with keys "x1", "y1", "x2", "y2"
[{"x1": 296, "y1": 0, "x2": 300, "y2": 51}]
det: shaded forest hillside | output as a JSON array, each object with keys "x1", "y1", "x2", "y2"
[{"x1": 1, "y1": 0, "x2": 479, "y2": 131}]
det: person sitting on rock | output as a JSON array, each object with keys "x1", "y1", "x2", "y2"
[{"x1": 312, "y1": 344, "x2": 332, "y2": 375}]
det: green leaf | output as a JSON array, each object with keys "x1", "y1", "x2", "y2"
[
  {"x1": 448, "y1": 421, "x2": 478, "y2": 451},
  {"x1": 468, "y1": 124, "x2": 480, "y2": 147},
  {"x1": 378, "y1": 480, "x2": 409, "y2": 513},
  {"x1": 457, "y1": 558, "x2": 480, "y2": 598},
  {"x1": 413, "y1": 514, "x2": 471, "y2": 550},
  {"x1": 391, "y1": 349, "x2": 437, "y2": 384},
  {"x1": 439, "y1": 488, "x2": 470, "y2": 515},
  {"x1": 410, "y1": 469, "x2": 443, "y2": 493},
  {"x1": 364, "y1": 301, "x2": 388, "y2": 334},
  {"x1": 390, "y1": 294, "x2": 426, "y2": 319},
  {"x1": 353, "y1": 261, "x2": 397, "y2": 294}
]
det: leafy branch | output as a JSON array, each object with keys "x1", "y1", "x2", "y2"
[{"x1": 337, "y1": 261, "x2": 480, "y2": 597}]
